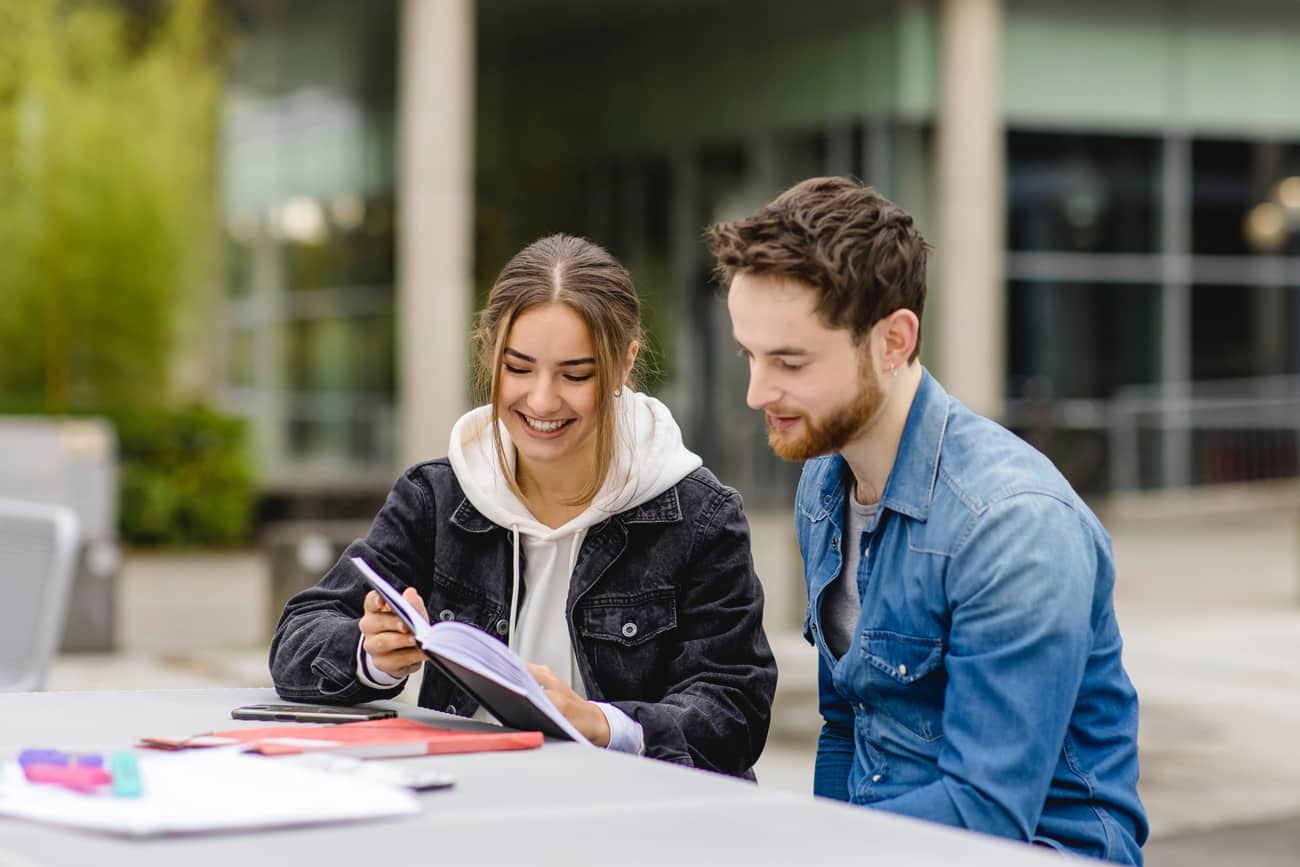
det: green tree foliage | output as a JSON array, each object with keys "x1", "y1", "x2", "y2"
[
  {"x1": 0, "y1": 1, "x2": 255, "y2": 546},
  {"x1": 0, "y1": 0, "x2": 220, "y2": 411},
  {"x1": 115, "y1": 406, "x2": 254, "y2": 547}
]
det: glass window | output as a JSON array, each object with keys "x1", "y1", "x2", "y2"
[
  {"x1": 1007, "y1": 281, "x2": 1160, "y2": 401},
  {"x1": 1007, "y1": 131, "x2": 1160, "y2": 253},
  {"x1": 1192, "y1": 140, "x2": 1300, "y2": 256},
  {"x1": 285, "y1": 314, "x2": 393, "y2": 394},
  {"x1": 1192, "y1": 284, "x2": 1300, "y2": 380}
]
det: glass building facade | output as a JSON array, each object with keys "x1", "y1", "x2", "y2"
[{"x1": 217, "y1": 0, "x2": 1300, "y2": 506}]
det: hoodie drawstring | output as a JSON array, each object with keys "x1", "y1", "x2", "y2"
[{"x1": 508, "y1": 523, "x2": 521, "y2": 651}]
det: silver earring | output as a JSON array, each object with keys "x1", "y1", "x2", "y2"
[
  {"x1": 614, "y1": 387, "x2": 623, "y2": 397},
  {"x1": 890, "y1": 364, "x2": 899, "y2": 378}
]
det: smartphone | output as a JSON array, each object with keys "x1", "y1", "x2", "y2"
[{"x1": 230, "y1": 704, "x2": 397, "y2": 724}]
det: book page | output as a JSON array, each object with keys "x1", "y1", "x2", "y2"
[{"x1": 351, "y1": 557, "x2": 433, "y2": 645}]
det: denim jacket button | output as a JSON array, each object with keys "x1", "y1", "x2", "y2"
[
  {"x1": 494, "y1": 618, "x2": 509, "y2": 636},
  {"x1": 871, "y1": 773, "x2": 882, "y2": 783},
  {"x1": 621, "y1": 622, "x2": 638, "y2": 639},
  {"x1": 898, "y1": 663, "x2": 908, "y2": 677},
  {"x1": 832, "y1": 536, "x2": 840, "y2": 550},
  {"x1": 438, "y1": 609, "x2": 455, "y2": 622}
]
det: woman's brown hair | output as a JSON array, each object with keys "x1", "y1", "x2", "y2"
[{"x1": 473, "y1": 234, "x2": 643, "y2": 506}]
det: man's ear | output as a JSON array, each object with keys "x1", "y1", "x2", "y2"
[{"x1": 879, "y1": 309, "x2": 920, "y2": 370}]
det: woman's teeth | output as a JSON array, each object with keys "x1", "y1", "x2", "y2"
[{"x1": 524, "y1": 416, "x2": 568, "y2": 433}]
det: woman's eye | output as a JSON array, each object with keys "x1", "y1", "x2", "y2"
[
  {"x1": 504, "y1": 365, "x2": 529, "y2": 375},
  {"x1": 564, "y1": 373, "x2": 594, "y2": 383},
  {"x1": 777, "y1": 360, "x2": 803, "y2": 372}
]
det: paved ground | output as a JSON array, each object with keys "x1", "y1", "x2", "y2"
[{"x1": 46, "y1": 494, "x2": 1300, "y2": 865}]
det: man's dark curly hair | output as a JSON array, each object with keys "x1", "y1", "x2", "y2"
[{"x1": 706, "y1": 176, "x2": 931, "y2": 359}]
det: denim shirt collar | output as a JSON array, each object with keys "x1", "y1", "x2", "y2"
[
  {"x1": 876, "y1": 367, "x2": 950, "y2": 522},
  {"x1": 800, "y1": 368, "x2": 950, "y2": 529}
]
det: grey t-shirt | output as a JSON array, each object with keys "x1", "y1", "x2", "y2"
[{"x1": 822, "y1": 495, "x2": 880, "y2": 659}]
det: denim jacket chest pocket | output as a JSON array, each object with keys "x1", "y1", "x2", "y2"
[
  {"x1": 576, "y1": 588, "x2": 678, "y2": 698},
  {"x1": 420, "y1": 570, "x2": 507, "y2": 716},
  {"x1": 428, "y1": 568, "x2": 507, "y2": 635},
  {"x1": 859, "y1": 630, "x2": 948, "y2": 743}
]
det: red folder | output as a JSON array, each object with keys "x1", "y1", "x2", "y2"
[{"x1": 140, "y1": 718, "x2": 544, "y2": 758}]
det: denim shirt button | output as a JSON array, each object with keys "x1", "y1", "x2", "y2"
[
  {"x1": 438, "y1": 609, "x2": 455, "y2": 622},
  {"x1": 494, "y1": 618, "x2": 509, "y2": 636},
  {"x1": 871, "y1": 773, "x2": 882, "y2": 783},
  {"x1": 832, "y1": 535, "x2": 840, "y2": 551},
  {"x1": 621, "y1": 622, "x2": 638, "y2": 639},
  {"x1": 898, "y1": 663, "x2": 908, "y2": 677}
]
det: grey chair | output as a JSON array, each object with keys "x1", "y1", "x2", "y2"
[{"x1": 0, "y1": 499, "x2": 80, "y2": 692}]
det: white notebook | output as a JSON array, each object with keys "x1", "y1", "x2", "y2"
[
  {"x1": 0, "y1": 749, "x2": 418, "y2": 836},
  {"x1": 352, "y1": 556, "x2": 589, "y2": 743}
]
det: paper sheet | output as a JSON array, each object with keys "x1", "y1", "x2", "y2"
[{"x1": 0, "y1": 749, "x2": 419, "y2": 836}]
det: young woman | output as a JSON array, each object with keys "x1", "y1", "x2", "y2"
[{"x1": 270, "y1": 234, "x2": 776, "y2": 776}]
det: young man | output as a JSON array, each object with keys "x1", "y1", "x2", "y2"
[{"x1": 709, "y1": 177, "x2": 1148, "y2": 863}]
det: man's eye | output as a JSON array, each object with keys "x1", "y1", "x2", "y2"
[{"x1": 777, "y1": 360, "x2": 803, "y2": 372}]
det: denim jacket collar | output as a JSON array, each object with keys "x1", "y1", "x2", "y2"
[
  {"x1": 448, "y1": 485, "x2": 684, "y2": 533},
  {"x1": 877, "y1": 367, "x2": 950, "y2": 522}
]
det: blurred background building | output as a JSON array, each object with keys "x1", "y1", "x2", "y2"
[
  {"x1": 216, "y1": 0, "x2": 1300, "y2": 526},
  {"x1": 7, "y1": 4, "x2": 1298, "y2": 859}
]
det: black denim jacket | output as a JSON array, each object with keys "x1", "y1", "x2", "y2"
[{"x1": 269, "y1": 459, "x2": 777, "y2": 777}]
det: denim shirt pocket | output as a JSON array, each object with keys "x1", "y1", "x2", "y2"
[
  {"x1": 860, "y1": 630, "x2": 947, "y2": 744},
  {"x1": 577, "y1": 589, "x2": 678, "y2": 693}
]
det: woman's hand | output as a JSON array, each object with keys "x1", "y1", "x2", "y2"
[
  {"x1": 526, "y1": 663, "x2": 611, "y2": 747},
  {"x1": 358, "y1": 587, "x2": 428, "y2": 679}
]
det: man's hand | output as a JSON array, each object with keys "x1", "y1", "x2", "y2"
[
  {"x1": 358, "y1": 587, "x2": 428, "y2": 679},
  {"x1": 526, "y1": 663, "x2": 612, "y2": 747}
]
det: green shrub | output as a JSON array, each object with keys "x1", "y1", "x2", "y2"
[{"x1": 115, "y1": 407, "x2": 256, "y2": 547}]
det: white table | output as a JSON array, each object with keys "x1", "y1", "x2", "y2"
[{"x1": 0, "y1": 688, "x2": 1064, "y2": 866}]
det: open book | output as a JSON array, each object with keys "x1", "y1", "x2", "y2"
[{"x1": 351, "y1": 556, "x2": 588, "y2": 743}]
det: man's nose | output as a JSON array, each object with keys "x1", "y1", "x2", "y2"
[{"x1": 746, "y1": 367, "x2": 776, "y2": 410}]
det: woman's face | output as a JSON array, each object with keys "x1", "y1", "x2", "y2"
[{"x1": 497, "y1": 303, "x2": 602, "y2": 471}]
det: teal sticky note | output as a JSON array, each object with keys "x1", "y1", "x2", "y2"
[{"x1": 108, "y1": 749, "x2": 143, "y2": 798}]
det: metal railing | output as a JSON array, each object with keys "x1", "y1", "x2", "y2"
[
  {"x1": 1005, "y1": 376, "x2": 1300, "y2": 494},
  {"x1": 1107, "y1": 376, "x2": 1300, "y2": 492}
]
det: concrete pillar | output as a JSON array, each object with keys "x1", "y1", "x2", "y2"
[
  {"x1": 397, "y1": 0, "x2": 474, "y2": 468},
  {"x1": 934, "y1": 0, "x2": 1004, "y2": 418}
]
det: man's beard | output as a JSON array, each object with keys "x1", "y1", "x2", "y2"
[{"x1": 768, "y1": 357, "x2": 881, "y2": 462}]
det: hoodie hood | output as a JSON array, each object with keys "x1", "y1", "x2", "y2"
[{"x1": 447, "y1": 388, "x2": 702, "y2": 540}]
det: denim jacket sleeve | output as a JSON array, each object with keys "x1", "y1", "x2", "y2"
[
  {"x1": 869, "y1": 492, "x2": 1095, "y2": 840},
  {"x1": 607, "y1": 489, "x2": 777, "y2": 775},
  {"x1": 268, "y1": 468, "x2": 436, "y2": 704}
]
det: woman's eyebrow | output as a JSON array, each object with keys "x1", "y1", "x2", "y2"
[{"x1": 504, "y1": 347, "x2": 595, "y2": 366}]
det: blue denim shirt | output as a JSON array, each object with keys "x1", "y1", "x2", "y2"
[{"x1": 796, "y1": 370, "x2": 1148, "y2": 864}]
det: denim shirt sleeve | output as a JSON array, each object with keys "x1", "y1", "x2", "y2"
[
  {"x1": 869, "y1": 493, "x2": 1095, "y2": 840},
  {"x1": 268, "y1": 467, "x2": 436, "y2": 705},
  {"x1": 607, "y1": 489, "x2": 777, "y2": 775}
]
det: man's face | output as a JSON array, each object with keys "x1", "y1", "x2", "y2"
[{"x1": 727, "y1": 271, "x2": 882, "y2": 461}]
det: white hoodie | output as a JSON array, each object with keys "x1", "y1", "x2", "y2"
[{"x1": 446, "y1": 388, "x2": 702, "y2": 693}]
